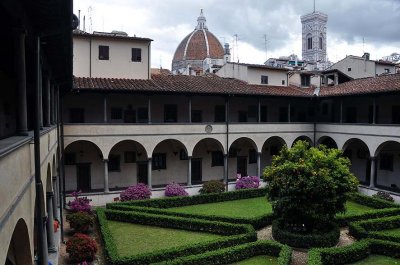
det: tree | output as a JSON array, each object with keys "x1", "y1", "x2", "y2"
[{"x1": 264, "y1": 140, "x2": 358, "y2": 232}]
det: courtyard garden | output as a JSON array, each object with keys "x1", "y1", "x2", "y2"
[{"x1": 65, "y1": 141, "x2": 400, "y2": 265}]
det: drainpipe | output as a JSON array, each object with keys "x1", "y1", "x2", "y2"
[
  {"x1": 313, "y1": 96, "x2": 317, "y2": 147},
  {"x1": 60, "y1": 93, "x2": 67, "y2": 208},
  {"x1": 225, "y1": 95, "x2": 230, "y2": 191},
  {"x1": 148, "y1": 42, "x2": 151, "y2": 79},
  {"x1": 89, "y1": 36, "x2": 92, "y2": 77},
  {"x1": 34, "y1": 35, "x2": 48, "y2": 265}
]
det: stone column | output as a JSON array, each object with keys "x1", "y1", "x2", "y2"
[
  {"x1": 187, "y1": 156, "x2": 192, "y2": 185},
  {"x1": 52, "y1": 176, "x2": 58, "y2": 218},
  {"x1": 257, "y1": 98, "x2": 261, "y2": 123},
  {"x1": 224, "y1": 154, "x2": 228, "y2": 185},
  {"x1": 257, "y1": 152, "x2": 261, "y2": 178},
  {"x1": 147, "y1": 158, "x2": 152, "y2": 189},
  {"x1": 288, "y1": 102, "x2": 291, "y2": 123},
  {"x1": 103, "y1": 95, "x2": 107, "y2": 123},
  {"x1": 103, "y1": 159, "x2": 109, "y2": 192},
  {"x1": 148, "y1": 97, "x2": 151, "y2": 124},
  {"x1": 370, "y1": 157, "x2": 376, "y2": 188},
  {"x1": 188, "y1": 97, "x2": 192, "y2": 123},
  {"x1": 340, "y1": 100, "x2": 343, "y2": 123},
  {"x1": 50, "y1": 84, "x2": 55, "y2": 125},
  {"x1": 44, "y1": 77, "x2": 51, "y2": 127},
  {"x1": 14, "y1": 28, "x2": 28, "y2": 135},
  {"x1": 46, "y1": 193, "x2": 57, "y2": 252},
  {"x1": 39, "y1": 68, "x2": 43, "y2": 128},
  {"x1": 372, "y1": 98, "x2": 376, "y2": 124}
]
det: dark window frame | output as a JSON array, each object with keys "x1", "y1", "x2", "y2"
[
  {"x1": 152, "y1": 153, "x2": 167, "y2": 170},
  {"x1": 249, "y1": 149, "x2": 257, "y2": 164},
  {"x1": 307, "y1": 37, "x2": 312, "y2": 50},
  {"x1": 124, "y1": 151, "x2": 136, "y2": 163},
  {"x1": 65, "y1": 153, "x2": 76, "y2": 165},
  {"x1": 131, "y1": 48, "x2": 142, "y2": 62},
  {"x1": 380, "y1": 153, "x2": 393, "y2": 171},
  {"x1": 214, "y1": 105, "x2": 226, "y2": 122},
  {"x1": 211, "y1": 151, "x2": 224, "y2": 167},
  {"x1": 191, "y1": 110, "x2": 202, "y2": 123},
  {"x1": 108, "y1": 155, "x2": 121, "y2": 171},
  {"x1": 137, "y1": 107, "x2": 148, "y2": 123},
  {"x1": 69, "y1": 108, "x2": 84, "y2": 123},
  {"x1": 164, "y1": 104, "x2": 178, "y2": 123},
  {"x1": 261, "y1": 75, "x2": 268, "y2": 84},
  {"x1": 99, "y1": 45, "x2": 109, "y2": 60},
  {"x1": 111, "y1": 107, "x2": 123, "y2": 120}
]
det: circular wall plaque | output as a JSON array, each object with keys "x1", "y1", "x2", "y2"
[{"x1": 205, "y1": 125, "x2": 213, "y2": 133}]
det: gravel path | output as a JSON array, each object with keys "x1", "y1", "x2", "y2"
[{"x1": 257, "y1": 226, "x2": 356, "y2": 265}]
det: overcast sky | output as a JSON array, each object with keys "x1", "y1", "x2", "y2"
[{"x1": 73, "y1": 0, "x2": 400, "y2": 70}]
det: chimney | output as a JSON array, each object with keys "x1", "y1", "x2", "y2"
[
  {"x1": 224, "y1": 43, "x2": 231, "y2": 63},
  {"x1": 362, "y1": 52, "x2": 370, "y2": 60}
]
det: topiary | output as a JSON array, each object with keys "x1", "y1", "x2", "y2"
[
  {"x1": 120, "y1": 183, "x2": 152, "y2": 201},
  {"x1": 235, "y1": 176, "x2": 260, "y2": 190},
  {"x1": 199, "y1": 180, "x2": 225, "y2": 194},
  {"x1": 372, "y1": 191, "x2": 394, "y2": 202},
  {"x1": 66, "y1": 211, "x2": 93, "y2": 233},
  {"x1": 66, "y1": 233, "x2": 97, "y2": 262},
  {"x1": 165, "y1": 183, "x2": 189, "y2": 197}
]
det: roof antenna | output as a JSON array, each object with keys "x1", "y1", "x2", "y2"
[
  {"x1": 362, "y1": 37, "x2": 365, "y2": 54},
  {"x1": 313, "y1": 0, "x2": 316, "y2": 12},
  {"x1": 83, "y1": 16, "x2": 86, "y2": 32},
  {"x1": 78, "y1": 10, "x2": 81, "y2": 30}
]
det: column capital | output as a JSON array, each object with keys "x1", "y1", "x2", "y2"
[
  {"x1": 103, "y1": 159, "x2": 109, "y2": 163},
  {"x1": 370, "y1": 156, "x2": 377, "y2": 161}
]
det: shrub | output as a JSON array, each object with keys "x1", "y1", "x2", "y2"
[
  {"x1": 372, "y1": 191, "x2": 394, "y2": 202},
  {"x1": 235, "y1": 175, "x2": 260, "y2": 190},
  {"x1": 165, "y1": 183, "x2": 188, "y2": 197},
  {"x1": 66, "y1": 233, "x2": 97, "y2": 262},
  {"x1": 66, "y1": 211, "x2": 93, "y2": 233},
  {"x1": 120, "y1": 183, "x2": 151, "y2": 201},
  {"x1": 199, "y1": 180, "x2": 225, "y2": 194},
  {"x1": 264, "y1": 141, "x2": 358, "y2": 232},
  {"x1": 67, "y1": 191, "x2": 91, "y2": 213}
]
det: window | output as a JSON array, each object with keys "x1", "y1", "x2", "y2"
[
  {"x1": 131, "y1": 48, "x2": 142, "y2": 62},
  {"x1": 385, "y1": 68, "x2": 390, "y2": 74},
  {"x1": 124, "y1": 108, "x2": 136, "y2": 123},
  {"x1": 152, "y1": 153, "x2": 166, "y2": 170},
  {"x1": 137, "y1": 108, "x2": 148, "y2": 123},
  {"x1": 348, "y1": 68, "x2": 352, "y2": 72},
  {"x1": 99, "y1": 45, "x2": 109, "y2": 60},
  {"x1": 248, "y1": 105, "x2": 257, "y2": 119},
  {"x1": 261, "y1": 75, "x2": 268, "y2": 84},
  {"x1": 111, "y1": 108, "x2": 123, "y2": 120},
  {"x1": 279, "y1": 107, "x2": 288, "y2": 122},
  {"x1": 69, "y1": 108, "x2": 84, "y2": 123},
  {"x1": 249, "y1": 149, "x2": 257, "y2": 164},
  {"x1": 238, "y1": 111, "x2": 247, "y2": 122},
  {"x1": 65, "y1": 153, "x2": 76, "y2": 165},
  {"x1": 180, "y1": 149, "x2": 188, "y2": 160},
  {"x1": 282, "y1": 80, "x2": 285, "y2": 85},
  {"x1": 164, "y1": 104, "x2": 177, "y2": 122},
  {"x1": 392, "y1": 106, "x2": 400, "y2": 124},
  {"x1": 214, "y1": 105, "x2": 226, "y2": 122},
  {"x1": 319, "y1": 37, "x2": 323, "y2": 49},
  {"x1": 322, "y1": 103, "x2": 328, "y2": 115},
  {"x1": 346, "y1": 107, "x2": 357, "y2": 123},
  {"x1": 380, "y1": 154, "x2": 393, "y2": 171},
  {"x1": 191, "y1": 110, "x2": 202, "y2": 123},
  {"x1": 301, "y1": 75, "x2": 310, "y2": 87},
  {"x1": 307, "y1": 36, "x2": 312, "y2": 50},
  {"x1": 211, "y1": 151, "x2": 224, "y2": 167},
  {"x1": 108, "y1": 155, "x2": 120, "y2": 171},
  {"x1": 124, "y1": 151, "x2": 136, "y2": 163},
  {"x1": 260, "y1": 106, "x2": 268, "y2": 122}
]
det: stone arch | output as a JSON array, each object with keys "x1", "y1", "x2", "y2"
[
  {"x1": 64, "y1": 140, "x2": 105, "y2": 192},
  {"x1": 5, "y1": 219, "x2": 33, "y2": 265},
  {"x1": 46, "y1": 163, "x2": 52, "y2": 193},
  {"x1": 291, "y1": 135, "x2": 313, "y2": 147},
  {"x1": 152, "y1": 139, "x2": 189, "y2": 187},
  {"x1": 342, "y1": 138, "x2": 371, "y2": 185},
  {"x1": 261, "y1": 136, "x2": 287, "y2": 170},
  {"x1": 228, "y1": 137, "x2": 258, "y2": 180},
  {"x1": 374, "y1": 140, "x2": 400, "y2": 191},
  {"x1": 317, "y1": 136, "x2": 338, "y2": 149},
  {"x1": 192, "y1": 138, "x2": 225, "y2": 184},
  {"x1": 107, "y1": 140, "x2": 148, "y2": 189},
  {"x1": 52, "y1": 155, "x2": 56, "y2": 177}
]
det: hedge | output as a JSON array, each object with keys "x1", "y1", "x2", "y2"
[
  {"x1": 96, "y1": 208, "x2": 257, "y2": 265},
  {"x1": 349, "y1": 215, "x2": 400, "y2": 243},
  {"x1": 308, "y1": 239, "x2": 400, "y2": 265},
  {"x1": 153, "y1": 240, "x2": 292, "y2": 265},
  {"x1": 109, "y1": 188, "x2": 267, "y2": 208},
  {"x1": 335, "y1": 192, "x2": 400, "y2": 226},
  {"x1": 271, "y1": 219, "x2": 340, "y2": 248}
]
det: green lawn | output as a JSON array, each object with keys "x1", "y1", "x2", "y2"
[
  {"x1": 349, "y1": 255, "x2": 400, "y2": 264},
  {"x1": 374, "y1": 227, "x2": 400, "y2": 238},
  {"x1": 165, "y1": 197, "x2": 272, "y2": 218},
  {"x1": 337, "y1": 201, "x2": 375, "y2": 216},
  {"x1": 231, "y1": 255, "x2": 278, "y2": 265},
  {"x1": 107, "y1": 220, "x2": 223, "y2": 257}
]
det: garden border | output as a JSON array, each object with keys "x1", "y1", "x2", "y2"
[{"x1": 349, "y1": 215, "x2": 400, "y2": 243}]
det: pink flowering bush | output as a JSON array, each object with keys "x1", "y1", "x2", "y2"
[
  {"x1": 67, "y1": 191, "x2": 91, "y2": 213},
  {"x1": 235, "y1": 175, "x2": 260, "y2": 190},
  {"x1": 120, "y1": 183, "x2": 151, "y2": 201},
  {"x1": 165, "y1": 183, "x2": 188, "y2": 197}
]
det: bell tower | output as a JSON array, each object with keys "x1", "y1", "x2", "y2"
[{"x1": 301, "y1": 10, "x2": 328, "y2": 62}]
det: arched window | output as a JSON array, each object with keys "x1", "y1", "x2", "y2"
[
  {"x1": 307, "y1": 34, "x2": 312, "y2": 50},
  {"x1": 319, "y1": 34, "x2": 323, "y2": 49}
]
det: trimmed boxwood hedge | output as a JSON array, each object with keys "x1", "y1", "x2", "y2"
[
  {"x1": 308, "y1": 239, "x2": 400, "y2": 265},
  {"x1": 271, "y1": 219, "x2": 340, "y2": 248},
  {"x1": 349, "y1": 215, "x2": 400, "y2": 243},
  {"x1": 96, "y1": 208, "x2": 257, "y2": 265},
  {"x1": 335, "y1": 192, "x2": 400, "y2": 226},
  {"x1": 153, "y1": 240, "x2": 292, "y2": 265}
]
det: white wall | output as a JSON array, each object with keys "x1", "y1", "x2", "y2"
[
  {"x1": 331, "y1": 56, "x2": 375, "y2": 79},
  {"x1": 247, "y1": 68, "x2": 288, "y2": 86}
]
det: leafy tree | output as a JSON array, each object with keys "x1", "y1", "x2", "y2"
[{"x1": 264, "y1": 140, "x2": 358, "y2": 232}]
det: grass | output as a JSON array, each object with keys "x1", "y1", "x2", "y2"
[
  {"x1": 165, "y1": 197, "x2": 272, "y2": 218},
  {"x1": 337, "y1": 201, "x2": 375, "y2": 216},
  {"x1": 349, "y1": 254, "x2": 400, "y2": 264},
  {"x1": 107, "y1": 220, "x2": 223, "y2": 257},
  {"x1": 374, "y1": 227, "x2": 400, "y2": 238},
  {"x1": 231, "y1": 255, "x2": 278, "y2": 265}
]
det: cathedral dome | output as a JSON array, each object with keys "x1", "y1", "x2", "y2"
[{"x1": 172, "y1": 10, "x2": 225, "y2": 73}]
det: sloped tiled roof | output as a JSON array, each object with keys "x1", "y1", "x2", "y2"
[
  {"x1": 73, "y1": 74, "x2": 311, "y2": 97},
  {"x1": 319, "y1": 73, "x2": 400, "y2": 96}
]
